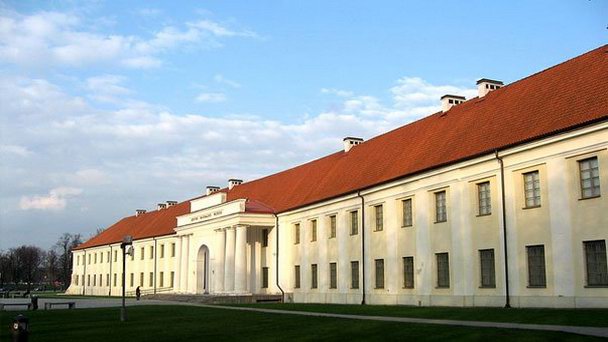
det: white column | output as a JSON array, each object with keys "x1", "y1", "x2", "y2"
[
  {"x1": 182, "y1": 235, "x2": 190, "y2": 293},
  {"x1": 215, "y1": 229, "x2": 226, "y2": 292},
  {"x1": 234, "y1": 225, "x2": 248, "y2": 293},
  {"x1": 175, "y1": 236, "x2": 182, "y2": 292},
  {"x1": 224, "y1": 227, "x2": 236, "y2": 292}
]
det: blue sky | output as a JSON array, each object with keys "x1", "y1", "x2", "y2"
[{"x1": 0, "y1": 0, "x2": 606, "y2": 249}]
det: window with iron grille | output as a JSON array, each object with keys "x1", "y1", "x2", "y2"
[
  {"x1": 374, "y1": 205, "x2": 384, "y2": 231},
  {"x1": 479, "y1": 249, "x2": 496, "y2": 288},
  {"x1": 329, "y1": 262, "x2": 337, "y2": 289},
  {"x1": 477, "y1": 182, "x2": 492, "y2": 215},
  {"x1": 402, "y1": 199, "x2": 413, "y2": 227},
  {"x1": 311, "y1": 220, "x2": 317, "y2": 242},
  {"x1": 311, "y1": 264, "x2": 318, "y2": 289},
  {"x1": 435, "y1": 191, "x2": 447, "y2": 222},
  {"x1": 350, "y1": 211, "x2": 359, "y2": 235},
  {"x1": 403, "y1": 256, "x2": 414, "y2": 289},
  {"x1": 262, "y1": 229, "x2": 269, "y2": 247},
  {"x1": 527, "y1": 245, "x2": 546, "y2": 287},
  {"x1": 294, "y1": 265, "x2": 301, "y2": 288},
  {"x1": 436, "y1": 253, "x2": 450, "y2": 288},
  {"x1": 579, "y1": 157, "x2": 601, "y2": 199},
  {"x1": 329, "y1": 215, "x2": 337, "y2": 238},
  {"x1": 523, "y1": 171, "x2": 541, "y2": 207},
  {"x1": 351, "y1": 261, "x2": 359, "y2": 289},
  {"x1": 294, "y1": 223, "x2": 300, "y2": 244},
  {"x1": 375, "y1": 259, "x2": 385, "y2": 289},
  {"x1": 585, "y1": 240, "x2": 608, "y2": 286},
  {"x1": 262, "y1": 267, "x2": 269, "y2": 288}
]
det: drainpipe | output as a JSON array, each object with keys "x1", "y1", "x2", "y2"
[
  {"x1": 357, "y1": 191, "x2": 366, "y2": 305},
  {"x1": 495, "y1": 150, "x2": 511, "y2": 308},
  {"x1": 273, "y1": 214, "x2": 285, "y2": 302},
  {"x1": 154, "y1": 238, "x2": 158, "y2": 294},
  {"x1": 109, "y1": 246, "x2": 113, "y2": 296}
]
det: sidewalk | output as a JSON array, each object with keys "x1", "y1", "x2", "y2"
[{"x1": 187, "y1": 303, "x2": 608, "y2": 339}]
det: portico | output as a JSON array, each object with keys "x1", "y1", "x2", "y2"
[{"x1": 172, "y1": 192, "x2": 275, "y2": 295}]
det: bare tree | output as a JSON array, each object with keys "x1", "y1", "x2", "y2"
[
  {"x1": 53, "y1": 233, "x2": 82, "y2": 287},
  {"x1": 13, "y1": 245, "x2": 44, "y2": 291},
  {"x1": 45, "y1": 249, "x2": 60, "y2": 289}
]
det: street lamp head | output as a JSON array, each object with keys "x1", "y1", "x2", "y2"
[
  {"x1": 126, "y1": 246, "x2": 134, "y2": 256},
  {"x1": 122, "y1": 235, "x2": 133, "y2": 244}
]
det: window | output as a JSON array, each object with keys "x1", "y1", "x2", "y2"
[
  {"x1": 75, "y1": 275, "x2": 79, "y2": 286},
  {"x1": 94, "y1": 253, "x2": 97, "y2": 264},
  {"x1": 294, "y1": 223, "x2": 301, "y2": 244},
  {"x1": 159, "y1": 272, "x2": 164, "y2": 287},
  {"x1": 106, "y1": 274, "x2": 110, "y2": 286},
  {"x1": 87, "y1": 275, "x2": 90, "y2": 286},
  {"x1": 479, "y1": 249, "x2": 496, "y2": 288},
  {"x1": 130, "y1": 249, "x2": 134, "y2": 261},
  {"x1": 262, "y1": 229, "x2": 269, "y2": 247},
  {"x1": 350, "y1": 211, "x2": 359, "y2": 235},
  {"x1": 294, "y1": 265, "x2": 301, "y2": 289},
  {"x1": 262, "y1": 267, "x2": 269, "y2": 288},
  {"x1": 579, "y1": 157, "x2": 601, "y2": 198},
  {"x1": 403, "y1": 257, "x2": 414, "y2": 289},
  {"x1": 523, "y1": 171, "x2": 541, "y2": 207},
  {"x1": 149, "y1": 272, "x2": 154, "y2": 287},
  {"x1": 351, "y1": 261, "x2": 359, "y2": 289},
  {"x1": 311, "y1": 220, "x2": 317, "y2": 242},
  {"x1": 171, "y1": 243, "x2": 176, "y2": 257},
  {"x1": 113, "y1": 273, "x2": 117, "y2": 287},
  {"x1": 88, "y1": 254, "x2": 90, "y2": 264},
  {"x1": 527, "y1": 245, "x2": 546, "y2": 287},
  {"x1": 329, "y1": 215, "x2": 337, "y2": 239},
  {"x1": 375, "y1": 259, "x2": 384, "y2": 288},
  {"x1": 436, "y1": 253, "x2": 450, "y2": 288},
  {"x1": 150, "y1": 246, "x2": 154, "y2": 259},
  {"x1": 114, "y1": 250, "x2": 117, "y2": 262},
  {"x1": 311, "y1": 264, "x2": 318, "y2": 289},
  {"x1": 130, "y1": 273, "x2": 134, "y2": 287},
  {"x1": 160, "y1": 244, "x2": 165, "y2": 258},
  {"x1": 93, "y1": 274, "x2": 96, "y2": 286},
  {"x1": 435, "y1": 191, "x2": 447, "y2": 222},
  {"x1": 106, "y1": 251, "x2": 110, "y2": 262},
  {"x1": 140, "y1": 272, "x2": 144, "y2": 287},
  {"x1": 374, "y1": 205, "x2": 384, "y2": 231},
  {"x1": 402, "y1": 199, "x2": 413, "y2": 227},
  {"x1": 77, "y1": 255, "x2": 79, "y2": 266},
  {"x1": 585, "y1": 240, "x2": 608, "y2": 286},
  {"x1": 329, "y1": 262, "x2": 337, "y2": 289},
  {"x1": 140, "y1": 247, "x2": 144, "y2": 260},
  {"x1": 170, "y1": 272, "x2": 175, "y2": 287},
  {"x1": 100, "y1": 253, "x2": 103, "y2": 263},
  {"x1": 477, "y1": 182, "x2": 491, "y2": 215}
]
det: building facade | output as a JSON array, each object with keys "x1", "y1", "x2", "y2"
[{"x1": 67, "y1": 45, "x2": 608, "y2": 308}]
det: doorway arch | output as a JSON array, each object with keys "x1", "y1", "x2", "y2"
[{"x1": 196, "y1": 245, "x2": 210, "y2": 294}]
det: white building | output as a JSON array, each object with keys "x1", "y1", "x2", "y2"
[{"x1": 67, "y1": 45, "x2": 608, "y2": 308}]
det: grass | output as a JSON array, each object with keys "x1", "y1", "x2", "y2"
[
  {"x1": 233, "y1": 303, "x2": 608, "y2": 328},
  {"x1": 0, "y1": 305, "x2": 601, "y2": 341}
]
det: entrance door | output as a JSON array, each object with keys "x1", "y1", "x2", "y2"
[{"x1": 196, "y1": 245, "x2": 210, "y2": 294}]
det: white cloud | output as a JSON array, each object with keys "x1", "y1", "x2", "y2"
[
  {"x1": 0, "y1": 10, "x2": 258, "y2": 69},
  {"x1": 321, "y1": 88, "x2": 353, "y2": 97},
  {"x1": 0, "y1": 144, "x2": 32, "y2": 157},
  {"x1": 19, "y1": 187, "x2": 82, "y2": 211},
  {"x1": 214, "y1": 74, "x2": 241, "y2": 88},
  {"x1": 195, "y1": 92, "x2": 227, "y2": 103},
  {"x1": 86, "y1": 75, "x2": 132, "y2": 103}
]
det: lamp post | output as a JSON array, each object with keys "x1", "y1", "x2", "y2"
[{"x1": 120, "y1": 235, "x2": 133, "y2": 322}]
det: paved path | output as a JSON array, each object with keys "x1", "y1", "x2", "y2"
[
  {"x1": 0, "y1": 297, "x2": 172, "y2": 310},
  {"x1": 181, "y1": 303, "x2": 608, "y2": 339}
]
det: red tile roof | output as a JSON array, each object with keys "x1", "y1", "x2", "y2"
[
  {"x1": 76, "y1": 45, "x2": 608, "y2": 250},
  {"x1": 74, "y1": 201, "x2": 191, "y2": 250},
  {"x1": 226, "y1": 44, "x2": 608, "y2": 212}
]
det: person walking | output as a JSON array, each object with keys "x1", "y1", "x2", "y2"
[{"x1": 135, "y1": 286, "x2": 141, "y2": 301}]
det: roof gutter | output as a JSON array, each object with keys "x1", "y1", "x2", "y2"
[
  {"x1": 495, "y1": 150, "x2": 511, "y2": 308},
  {"x1": 273, "y1": 214, "x2": 285, "y2": 302},
  {"x1": 357, "y1": 191, "x2": 366, "y2": 305}
]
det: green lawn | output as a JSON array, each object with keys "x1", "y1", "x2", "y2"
[
  {"x1": 234, "y1": 303, "x2": 608, "y2": 328},
  {"x1": 0, "y1": 305, "x2": 602, "y2": 341}
]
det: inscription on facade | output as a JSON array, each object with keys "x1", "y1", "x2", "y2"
[{"x1": 190, "y1": 210, "x2": 224, "y2": 223}]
